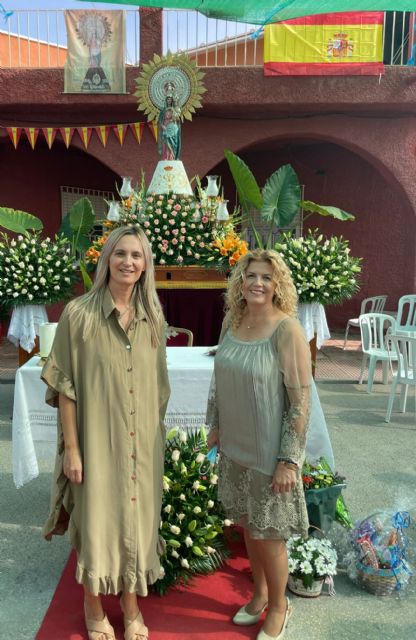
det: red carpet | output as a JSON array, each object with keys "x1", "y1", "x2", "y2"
[{"x1": 36, "y1": 537, "x2": 260, "y2": 640}]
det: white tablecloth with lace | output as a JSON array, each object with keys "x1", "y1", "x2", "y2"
[
  {"x1": 7, "y1": 305, "x2": 48, "y2": 353},
  {"x1": 12, "y1": 347, "x2": 335, "y2": 487},
  {"x1": 298, "y1": 303, "x2": 331, "y2": 349}
]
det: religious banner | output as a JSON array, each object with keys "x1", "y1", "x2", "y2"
[
  {"x1": 264, "y1": 12, "x2": 384, "y2": 76},
  {"x1": 64, "y1": 10, "x2": 126, "y2": 94}
]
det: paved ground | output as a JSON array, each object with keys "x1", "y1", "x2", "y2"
[{"x1": 0, "y1": 335, "x2": 415, "y2": 640}]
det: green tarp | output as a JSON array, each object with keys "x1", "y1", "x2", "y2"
[{"x1": 77, "y1": 1, "x2": 416, "y2": 25}]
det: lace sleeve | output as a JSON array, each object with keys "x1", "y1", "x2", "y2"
[{"x1": 275, "y1": 318, "x2": 312, "y2": 466}]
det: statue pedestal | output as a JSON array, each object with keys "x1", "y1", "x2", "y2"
[{"x1": 147, "y1": 160, "x2": 193, "y2": 196}]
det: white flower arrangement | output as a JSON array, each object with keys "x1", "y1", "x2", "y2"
[
  {"x1": 287, "y1": 534, "x2": 338, "y2": 589},
  {"x1": 275, "y1": 229, "x2": 362, "y2": 305},
  {"x1": 156, "y1": 426, "x2": 229, "y2": 595},
  {"x1": 0, "y1": 231, "x2": 77, "y2": 308}
]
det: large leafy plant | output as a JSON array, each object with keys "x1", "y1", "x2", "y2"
[
  {"x1": 224, "y1": 150, "x2": 355, "y2": 249},
  {"x1": 156, "y1": 427, "x2": 229, "y2": 595}
]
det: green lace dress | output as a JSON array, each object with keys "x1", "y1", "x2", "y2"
[{"x1": 206, "y1": 316, "x2": 311, "y2": 540}]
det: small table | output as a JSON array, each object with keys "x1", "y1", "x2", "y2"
[{"x1": 12, "y1": 347, "x2": 335, "y2": 487}]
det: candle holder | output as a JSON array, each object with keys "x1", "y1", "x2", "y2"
[{"x1": 216, "y1": 200, "x2": 230, "y2": 223}]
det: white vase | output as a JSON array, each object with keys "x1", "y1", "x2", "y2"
[{"x1": 287, "y1": 574, "x2": 324, "y2": 598}]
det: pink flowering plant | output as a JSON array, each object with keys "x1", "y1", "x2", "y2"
[{"x1": 156, "y1": 426, "x2": 229, "y2": 595}]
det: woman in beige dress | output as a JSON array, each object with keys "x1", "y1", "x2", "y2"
[
  {"x1": 207, "y1": 249, "x2": 311, "y2": 640},
  {"x1": 42, "y1": 225, "x2": 170, "y2": 640}
]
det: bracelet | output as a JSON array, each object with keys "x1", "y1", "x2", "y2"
[
  {"x1": 277, "y1": 457, "x2": 298, "y2": 468},
  {"x1": 277, "y1": 459, "x2": 298, "y2": 471}
]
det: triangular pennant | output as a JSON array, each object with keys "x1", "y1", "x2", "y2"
[
  {"x1": 147, "y1": 122, "x2": 158, "y2": 142},
  {"x1": 6, "y1": 127, "x2": 22, "y2": 149},
  {"x1": 95, "y1": 125, "x2": 110, "y2": 147},
  {"x1": 113, "y1": 123, "x2": 128, "y2": 146},
  {"x1": 59, "y1": 127, "x2": 75, "y2": 149},
  {"x1": 42, "y1": 127, "x2": 57, "y2": 149},
  {"x1": 77, "y1": 126, "x2": 92, "y2": 149},
  {"x1": 24, "y1": 127, "x2": 39, "y2": 150},
  {"x1": 129, "y1": 123, "x2": 144, "y2": 144}
]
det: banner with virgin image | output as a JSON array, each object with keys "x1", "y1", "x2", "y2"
[{"x1": 64, "y1": 10, "x2": 126, "y2": 94}]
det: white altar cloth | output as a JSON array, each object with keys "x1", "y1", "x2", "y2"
[
  {"x1": 12, "y1": 347, "x2": 334, "y2": 488},
  {"x1": 8, "y1": 305, "x2": 48, "y2": 353},
  {"x1": 298, "y1": 303, "x2": 331, "y2": 349}
]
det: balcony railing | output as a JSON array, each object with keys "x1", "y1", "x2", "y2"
[
  {"x1": 0, "y1": 9, "x2": 414, "y2": 69},
  {"x1": 0, "y1": 9, "x2": 140, "y2": 68}
]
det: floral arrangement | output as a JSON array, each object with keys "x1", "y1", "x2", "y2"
[
  {"x1": 85, "y1": 185, "x2": 248, "y2": 270},
  {"x1": 302, "y1": 458, "x2": 345, "y2": 491},
  {"x1": 274, "y1": 229, "x2": 362, "y2": 305},
  {"x1": 302, "y1": 457, "x2": 353, "y2": 530},
  {"x1": 287, "y1": 534, "x2": 338, "y2": 589},
  {"x1": 155, "y1": 427, "x2": 230, "y2": 595},
  {"x1": 0, "y1": 231, "x2": 77, "y2": 308},
  {"x1": 208, "y1": 226, "x2": 248, "y2": 268}
]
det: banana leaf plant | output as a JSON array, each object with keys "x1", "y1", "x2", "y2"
[
  {"x1": 224, "y1": 150, "x2": 355, "y2": 249},
  {"x1": 59, "y1": 197, "x2": 96, "y2": 291}
]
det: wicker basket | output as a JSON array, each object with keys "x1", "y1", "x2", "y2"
[{"x1": 356, "y1": 561, "x2": 405, "y2": 596}]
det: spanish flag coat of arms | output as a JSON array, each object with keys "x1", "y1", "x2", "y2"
[{"x1": 264, "y1": 12, "x2": 384, "y2": 76}]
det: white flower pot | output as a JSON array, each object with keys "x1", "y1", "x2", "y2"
[{"x1": 287, "y1": 574, "x2": 324, "y2": 598}]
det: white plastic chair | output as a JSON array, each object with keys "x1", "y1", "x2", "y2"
[
  {"x1": 396, "y1": 295, "x2": 416, "y2": 333},
  {"x1": 385, "y1": 334, "x2": 416, "y2": 422},
  {"x1": 358, "y1": 313, "x2": 397, "y2": 392},
  {"x1": 343, "y1": 295, "x2": 387, "y2": 349}
]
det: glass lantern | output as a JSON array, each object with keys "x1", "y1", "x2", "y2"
[
  {"x1": 120, "y1": 176, "x2": 134, "y2": 198},
  {"x1": 205, "y1": 175, "x2": 219, "y2": 197},
  {"x1": 107, "y1": 201, "x2": 121, "y2": 222}
]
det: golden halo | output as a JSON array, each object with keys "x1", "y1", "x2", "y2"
[{"x1": 134, "y1": 51, "x2": 206, "y2": 123}]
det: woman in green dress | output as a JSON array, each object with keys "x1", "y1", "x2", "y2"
[
  {"x1": 42, "y1": 225, "x2": 170, "y2": 640},
  {"x1": 207, "y1": 249, "x2": 311, "y2": 640}
]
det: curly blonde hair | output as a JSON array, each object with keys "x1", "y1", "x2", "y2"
[{"x1": 225, "y1": 249, "x2": 298, "y2": 328}]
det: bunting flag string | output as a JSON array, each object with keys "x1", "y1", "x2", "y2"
[
  {"x1": 0, "y1": 121, "x2": 152, "y2": 150},
  {"x1": 42, "y1": 127, "x2": 57, "y2": 149},
  {"x1": 77, "y1": 126, "x2": 93, "y2": 149},
  {"x1": 7, "y1": 127, "x2": 22, "y2": 149}
]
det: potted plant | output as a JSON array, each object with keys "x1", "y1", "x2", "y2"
[
  {"x1": 302, "y1": 457, "x2": 353, "y2": 532},
  {"x1": 155, "y1": 426, "x2": 229, "y2": 595},
  {"x1": 287, "y1": 533, "x2": 338, "y2": 597}
]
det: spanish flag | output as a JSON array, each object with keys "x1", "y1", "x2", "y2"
[{"x1": 264, "y1": 12, "x2": 384, "y2": 76}]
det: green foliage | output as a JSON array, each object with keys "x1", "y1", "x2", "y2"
[
  {"x1": 0, "y1": 207, "x2": 43, "y2": 236},
  {"x1": 224, "y1": 152, "x2": 356, "y2": 250},
  {"x1": 59, "y1": 197, "x2": 96, "y2": 253},
  {"x1": 274, "y1": 229, "x2": 362, "y2": 305},
  {"x1": 301, "y1": 200, "x2": 355, "y2": 222},
  {"x1": 224, "y1": 149, "x2": 263, "y2": 213},
  {"x1": 261, "y1": 165, "x2": 301, "y2": 247},
  {"x1": 154, "y1": 427, "x2": 229, "y2": 596}
]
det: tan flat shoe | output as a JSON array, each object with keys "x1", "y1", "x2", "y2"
[
  {"x1": 124, "y1": 612, "x2": 149, "y2": 640},
  {"x1": 84, "y1": 611, "x2": 115, "y2": 640}
]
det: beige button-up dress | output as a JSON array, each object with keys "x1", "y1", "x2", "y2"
[{"x1": 41, "y1": 288, "x2": 170, "y2": 596}]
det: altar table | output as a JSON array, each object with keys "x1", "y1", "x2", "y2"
[{"x1": 12, "y1": 347, "x2": 334, "y2": 488}]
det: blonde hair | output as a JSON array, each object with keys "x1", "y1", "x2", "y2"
[
  {"x1": 69, "y1": 225, "x2": 164, "y2": 346},
  {"x1": 225, "y1": 249, "x2": 298, "y2": 329}
]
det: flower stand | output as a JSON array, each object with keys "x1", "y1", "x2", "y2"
[
  {"x1": 305, "y1": 484, "x2": 346, "y2": 533},
  {"x1": 287, "y1": 575, "x2": 324, "y2": 598}
]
